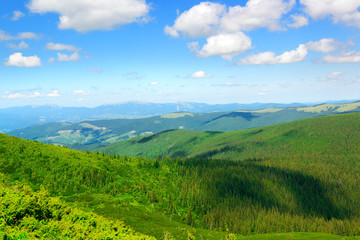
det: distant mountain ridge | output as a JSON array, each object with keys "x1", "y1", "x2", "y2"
[
  {"x1": 0, "y1": 101, "x2": 338, "y2": 132},
  {"x1": 8, "y1": 101, "x2": 360, "y2": 151}
]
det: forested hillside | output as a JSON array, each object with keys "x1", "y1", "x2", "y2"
[
  {"x1": 1, "y1": 113, "x2": 360, "y2": 239},
  {"x1": 100, "y1": 112, "x2": 360, "y2": 161},
  {"x1": 9, "y1": 101, "x2": 360, "y2": 151}
]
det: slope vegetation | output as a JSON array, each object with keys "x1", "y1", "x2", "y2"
[{"x1": 0, "y1": 179, "x2": 154, "y2": 239}]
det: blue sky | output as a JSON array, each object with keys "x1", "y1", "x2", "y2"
[{"x1": 1, "y1": 0, "x2": 360, "y2": 108}]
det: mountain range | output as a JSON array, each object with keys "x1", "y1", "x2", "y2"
[
  {"x1": 1, "y1": 101, "x2": 345, "y2": 133},
  {"x1": 8, "y1": 101, "x2": 360, "y2": 151}
]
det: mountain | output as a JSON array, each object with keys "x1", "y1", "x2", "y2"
[
  {"x1": 100, "y1": 112, "x2": 360, "y2": 160},
  {"x1": 0, "y1": 101, "x2": 320, "y2": 132},
  {"x1": 8, "y1": 101, "x2": 360, "y2": 151},
  {"x1": 1, "y1": 114, "x2": 360, "y2": 239}
]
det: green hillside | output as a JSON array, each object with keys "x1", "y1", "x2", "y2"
[
  {"x1": 1, "y1": 113, "x2": 360, "y2": 239},
  {"x1": 100, "y1": 112, "x2": 360, "y2": 161},
  {"x1": 9, "y1": 101, "x2": 360, "y2": 151}
]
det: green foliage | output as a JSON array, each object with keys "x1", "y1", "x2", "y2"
[
  {"x1": 0, "y1": 179, "x2": 154, "y2": 239},
  {"x1": 1, "y1": 113, "x2": 360, "y2": 239}
]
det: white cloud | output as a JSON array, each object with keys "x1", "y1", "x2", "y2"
[
  {"x1": 89, "y1": 67, "x2": 103, "y2": 73},
  {"x1": 57, "y1": 52, "x2": 80, "y2": 62},
  {"x1": 46, "y1": 42, "x2": 81, "y2": 51},
  {"x1": 46, "y1": 90, "x2": 61, "y2": 97},
  {"x1": 288, "y1": 14, "x2": 309, "y2": 28},
  {"x1": 4, "y1": 52, "x2": 42, "y2": 67},
  {"x1": 323, "y1": 51, "x2": 360, "y2": 63},
  {"x1": 164, "y1": 2, "x2": 225, "y2": 38},
  {"x1": 3, "y1": 92, "x2": 41, "y2": 99},
  {"x1": 165, "y1": 0, "x2": 295, "y2": 60},
  {"x1": 73, "y1": 90, "x2": 92, "y2": 96},
  {"x1": 150, "y1": 81, "x2": 159, "y2": 85},
  {"x1": 7, "y1": 41, "x2": 29, "y2": 50},
  {"x1": 165, "y1": 0, "x2": 295, "y2": 38},
  {"x1": 238, "y1": 44, "x2": 308, "y2": 65},
  {"x1": 301, "y1": 0, "x2": 360, "y2": 28},
  {"x1": 0, "y1": 30, "x2": 41, "y2": 40},
  {"x1": 12, "y1": 11, "x2": 25, "y2": 21},
  {"x1": 192, "y1": 71, "x2": 212, "y2": 78},
  {"x1": 28, "y1": 0, "x2": 150, "y2": 32},
  {"x1": 196, "y1": 32, "x2": 252, "y2": 60},
  {"x1": 221, "y1": 0, "x2": 295, "y2": 32},
  {"x1": 306, "y1": 38, "x2": 340, "y2": 53},
  {"x1": 326, "y1": 72, "x2": 344, "y2": 79}
]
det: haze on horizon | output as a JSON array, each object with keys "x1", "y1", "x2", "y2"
[{"x1": 1, "y1": 0, "x2": 360, "y2": 108}]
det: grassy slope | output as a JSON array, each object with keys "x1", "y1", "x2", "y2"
[{"x1": 100, "y1": 113, "x2": 360, "y2": 162}]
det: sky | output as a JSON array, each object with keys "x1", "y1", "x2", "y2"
[{"x1": 1, "y1": 0, "x2": 360, "y2": 108}]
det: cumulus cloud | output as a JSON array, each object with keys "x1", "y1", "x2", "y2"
[
  {"x1": 28, "y1": 0, "x2": 150, "y2": 32},
  {"x1": 196, "y1": 32, "x2": 252, "y2": 60},
  {"x1": 165, "y1": 0, "x2": 296, "y2": 60},
  {"x1": 12, "y1": 11, "x2": 25, "y2": 21},
  {"x1": 287, "y1": 14, "x2": 309, "y2": 28},
  {"x1": 150, "y1": 81, "x2": 159, "y2": 85},
  {"x1": 73, "y1": 90, "x2": 92, "y2": 95},
  {"x1": 3, "y1": 92, "x2": 41, "y2": 99},
  {"x1": 221, "y1": 0, "x2": 295, "y2": 32},
  {"x1": 238, "y1": 44, "x2": 308, "y2": 65},
  {"x1": 192, "y1": 71, "x2": 212, "y2": 78},
  {"x1": 306, "y1": 38, "x2": 341, "y2": 53},
  {"x1": 4, "y1": 52, "x2": 42, "y2": 67},
  {"x1": 300, "y1": 0, "x2": 360, "y2": 28},
  {"x1": 46, "y1": 42, "x2": 81, "y2": 51},
  {"x1": 164, "y1": 2, "x2": 225, "y2": 38},
  {"x1": 0, "y1": 30, "x2": 41, "y2": 40},
  {"x1": 7, "y1": 41, "x2": 29, "y2": 50},
  {"x1": 165, "y1": 0, "x2": 295, "y2": 38},
  {"x1": 57, "y1": 52, "x2": 80, "y2": 62},
  {"x1": 322, "y1": 51, "x2": 360, "y2": 63}
]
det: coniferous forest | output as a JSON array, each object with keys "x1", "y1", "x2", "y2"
[{"x1": 1, "y1": 113, "x2": 360, "y2": 239}]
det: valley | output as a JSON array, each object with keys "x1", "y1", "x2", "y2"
[{"x1": 1, "y1": 113, "x2": 360, "y2": 239}]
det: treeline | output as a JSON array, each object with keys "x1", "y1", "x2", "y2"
[{"x1": 162, "y1": 158, "x2": 360, "y2": 235}]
